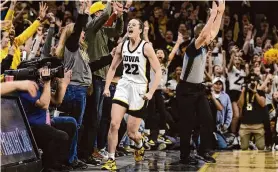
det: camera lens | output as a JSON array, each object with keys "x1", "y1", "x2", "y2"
[{"x1": 250, "y1": 83, "x2": 255, "y2": 89}]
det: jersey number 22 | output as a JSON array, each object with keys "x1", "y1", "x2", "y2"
[{"x1": 124, "y1": 64, "x2": 139, "y2": 75}]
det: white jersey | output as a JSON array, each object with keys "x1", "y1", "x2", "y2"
[
  {"x1": 228, "y1": 66, "x2": 246, "y2": 91},
  {"x1": 149, "y1": 64, "x2": 168, "y2": 90},
  {"x1": 121, "y1": 39, "x2": 150, "y2": 84}
]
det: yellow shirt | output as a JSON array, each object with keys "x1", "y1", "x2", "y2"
[{"x1": 1, "y1": 10, "x2": 41, "y2": 80}]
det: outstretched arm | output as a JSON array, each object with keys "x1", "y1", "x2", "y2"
[
  {"x1": 168, "y1": 32, "x2": 183, "y2": 65},
  {"x1": 195, "y1": 1, "x2": 218, "y2": 49},
  {"x1": 196, "y1": 1, "x2": 225, "y2": 49},
  {"x1": 209, "y1": 0, "x2": 225, "y2": 42}
]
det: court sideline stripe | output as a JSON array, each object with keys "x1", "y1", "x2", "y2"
[{"x1": 198, "y1": 152, "x2": 219, "y2": 172}]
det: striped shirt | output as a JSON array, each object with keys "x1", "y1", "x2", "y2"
[{"x1": 180, "y1": 39, "x2": 207, "y2": 83}]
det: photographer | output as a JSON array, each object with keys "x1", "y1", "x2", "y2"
[
  {"x1": 238, "y1": 73, "x2": 266, "y2": 150},
  {"x1": 19, "y1": 67, "x2": 75, "y2": 171}
]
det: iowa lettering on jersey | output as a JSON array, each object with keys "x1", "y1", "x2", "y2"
[
  {"x1": 123, "y1": 55, "x2": 140, "y2": 75},
  {"x1": 123, "y1": 55, "x2": 140, "y2": 63}
]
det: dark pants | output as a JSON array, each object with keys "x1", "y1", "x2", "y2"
[
  {"x1": 97, "y1": 83, "x2": 117, "y2": 149},
  {"x1": 58, "y1": 85, "x2": 88, "y2": 128},
  {"x1": 79, "y1": 78, "x2": 104, "y2": 159},
  {"x1": 146, "y1": 90, "x2": 174, "y2": 141},
  {"x1": 176, "y1": 82, "x2": 214, "y2": 160},
  {"x1": 31, "y1": 123, "x2": 74, "y2": 169},
  {"x1": 51, "y1": 117, "x2": 78, "y2": 164}
]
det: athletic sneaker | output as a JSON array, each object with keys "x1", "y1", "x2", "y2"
[
  {"x1": 116, "y1": 149, "x2": 126, "y2": 157},
  {"x1": 147, "y1": 139, "x2": 156, "y2": 146},
  {"x1": 134, "y1": 146, "x2": 145, "y2": 162},
  {"x1": 92, "y1": 151, "x2": 103, "y2": 160},
  {"x1": 249, "y1": 141, "x2": 258, "y2": 150},
  {"x1": 101, "y1": 158, "x2": 117, "y2": 171},
  {"x1": 117, "y1": 146, "x2": 131, "y2": 155},
  {"x1": 81, "y1": 155, "x2": 101, "y2": 166},
  {"x1": 196, "y1": 153, "x2": 216, "y2": 163},
  {"x1": 158, "y1": 143, "x2": 167, "y2": 151},
  {"x1": 99, "y1": 149, "x2": 109, "y2": 160},
  {"x1": 69, "y1": 159, "x2": 88, "y2": 170},
  {"x1": 124, "y1": 146, "x2": 135, "y2": 153},
  {"x1": 158, "y1": 135, "x2": 172, "y2": 145}
]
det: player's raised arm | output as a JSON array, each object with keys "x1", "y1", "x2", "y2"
[{"x1": 143, "y1": 43, "x2": 162, "y2": 100}]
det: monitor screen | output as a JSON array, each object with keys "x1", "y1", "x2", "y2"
[{"x1": 1, "y1": 98, "x2": 37, "y2": 166}]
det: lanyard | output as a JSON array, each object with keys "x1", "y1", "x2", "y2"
[{"x1": 246, "y1": 91, "x2": 255, "y2": 104}]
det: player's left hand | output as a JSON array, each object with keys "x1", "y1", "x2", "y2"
[{"x1": 143, "y1": 92, "x2": 153, "y2": 100}]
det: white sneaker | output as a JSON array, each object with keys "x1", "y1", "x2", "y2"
[
  {"x1": 274, "y1": 145, "x2": 278, "y2": 151},
  {"x1": 99, "y1": 149, "x2": 109, "y2": 160},
  {"x1": 249, "y1": 141, "x2": 257, "y2": 150}
]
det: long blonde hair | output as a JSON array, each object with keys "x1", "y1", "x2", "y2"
[
  {"x1": 55, "y1": 23, "x2": 88, "y2": 59},
  {"x1": 56, "y1": 23, "x2": 74, "y2": 59}
]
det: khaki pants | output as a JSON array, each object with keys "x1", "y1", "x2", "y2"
[{"x1": 239, "y1": 124, "x2": 265, "y2": 150}]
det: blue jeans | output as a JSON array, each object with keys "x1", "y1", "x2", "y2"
[
  {"x1": 58, "y1": 84, "x2": 88, "y2": 128},
  {"x1": 51, "y1": 117, "x2": 78, "y2": 163},
  {"x1": 197, "y1": 132, "x2": 227, "y2": 150},
  {"x1": 215, "y1": 133, "x2": 227, "y2": 149}
]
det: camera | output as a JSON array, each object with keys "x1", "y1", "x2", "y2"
[
  {"x1": 244, "y1": 73, "x2": 260, "y2": 89},
  {"x1": 4, "y1": 57, "x2": 64, "y2": 81}
]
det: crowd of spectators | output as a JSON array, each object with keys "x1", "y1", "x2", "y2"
[{"x1": 1, "y1": 0, "x2": 278, "y2": 172}]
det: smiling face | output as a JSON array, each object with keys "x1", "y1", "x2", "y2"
[
  {"x1": 156, "y1": 49, "x2": 165, "y2": 63},
  {"x1": 1, "y1": 31, "x2": 10, "y2": 48},
  {"x1": 256, "y1": 37, "x2": 263, "y2": 47},
  {"x1": 213, "y1": 81, "x2": 223, "y2": 93},
  {"x1": 127, "y1": 19, "x2": 142, "y2": 39},
  {"x1": 214, "y1": 65, "x2": 223, "y2": 76},
  {"x1": 178, "y1": 24, "x2": 186, "y2": 35}
]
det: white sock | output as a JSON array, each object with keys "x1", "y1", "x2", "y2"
[
  {"x1": 159, "y1": 130, "x2": 165, "y2": 135},
  {"x1": 135, "y1": 139, "x2": 143, "y2": 149},
  {"x1": 144, "y1": 129, "x2": 150, "y2": 136},
  {"x1": 108, "y1": 153, "x2": 115, "y2": 160}
]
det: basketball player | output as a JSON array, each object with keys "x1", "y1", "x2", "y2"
[
  {"x1": 176, "y1": 0, "x2": 225, "y2": 165},
  {"x1": 101, "y1": 19, "x2": 162, "y2": 170},
  {"x1": 228, "y1": 53, "x2": 247, "y2": 135}
]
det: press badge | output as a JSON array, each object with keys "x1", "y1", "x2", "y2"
[{"x1": 246, "y1": 103, "x2": 253, "y2": 111}]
